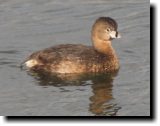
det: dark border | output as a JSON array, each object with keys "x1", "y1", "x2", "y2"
[
  {"x1": 150, "y1": 4, "x2": 155, "y2": 120},
  {"x1": 5, "y1": 116, "x2": 153, "y2": 122},
  {"x1": 5, "y1": 5, "x2": 154, "y2": 122}
]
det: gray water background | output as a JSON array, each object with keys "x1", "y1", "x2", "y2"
[{"x1": 0, "y1": 0, "x2": 150, "y2": 116}]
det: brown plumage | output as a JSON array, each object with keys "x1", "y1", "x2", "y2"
[{"x1": 23, "y1": 17, "x2": 121, "y2": 73}]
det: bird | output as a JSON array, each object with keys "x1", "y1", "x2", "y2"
[{"x1": 22, "y1": 17, "x2": 121, "y2": 74}]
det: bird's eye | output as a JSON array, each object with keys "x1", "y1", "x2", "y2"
[{"x1": 106, "y1": 28, "x2": 110, "y2": 32}]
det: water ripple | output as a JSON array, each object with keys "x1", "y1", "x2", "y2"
[{"x1": 0, "y1": 50, "x2": 19, "y2": 54}]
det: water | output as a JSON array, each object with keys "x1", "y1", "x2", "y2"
[{"x1": 0, "y1": 0, "x2": 150, "y2": 116}]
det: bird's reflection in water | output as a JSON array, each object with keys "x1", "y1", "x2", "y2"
[
  {"x1": 27, "y1": 70, "x2": 121, "y2": 116},
  {"x1": 89, "y1": 73, "x2": 121, "y2": 116}
]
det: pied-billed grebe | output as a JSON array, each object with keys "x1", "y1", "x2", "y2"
[{"x1": 23, "y1": 17, "x2": 121, "y2": 73}]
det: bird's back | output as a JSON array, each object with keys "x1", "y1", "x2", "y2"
[{"x1": 24, "y1": 44, "x2": 117, "y2": 73}]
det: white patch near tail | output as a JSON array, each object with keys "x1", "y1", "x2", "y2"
[{"x1": 25, "y1": 59, "x2": 38, "y2": 68}]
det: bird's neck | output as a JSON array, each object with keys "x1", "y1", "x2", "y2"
[{"x1": 92, "y1": 37, "x2": 117, "y2": 60}]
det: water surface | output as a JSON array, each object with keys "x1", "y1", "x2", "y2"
[{"x1": 0, "y1": 0, "x2": 150, "y2": 116}]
